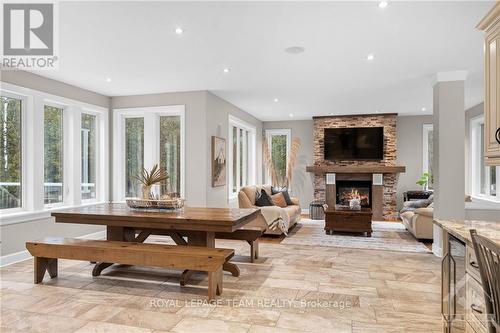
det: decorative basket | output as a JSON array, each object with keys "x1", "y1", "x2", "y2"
[{"x1": 126, "y1": 197, "x2": 185, "y2": 210}]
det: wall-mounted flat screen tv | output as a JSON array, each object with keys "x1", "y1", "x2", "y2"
[{"x1": 324, "y1": 127, "x2": 384, "y2": 160}]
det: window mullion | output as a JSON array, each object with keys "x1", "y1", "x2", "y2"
[{"x1": 30, "y1": 96, "x2": 44, "y2": 211}]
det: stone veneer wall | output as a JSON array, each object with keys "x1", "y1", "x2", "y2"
[{"x1": 313, "y1": 114, "x2": 398, "y2": 219}]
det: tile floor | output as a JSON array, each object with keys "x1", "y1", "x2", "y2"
[{"x1": 0, "y1": 221, "x2": 443, "y2": 333}]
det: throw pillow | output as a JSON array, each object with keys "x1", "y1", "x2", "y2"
[
  {"x1": 271, "y1": 186, "x2": 294, "y2": 205},
  {"x1": 271, "y1": 193, "x2": 287, "y2": 208},
  {"x1": 255, "y1": 189, "x2": 275, "y2": 207}
]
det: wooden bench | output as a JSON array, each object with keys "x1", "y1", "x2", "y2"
[
  {"x1": 215, "y1": 226, "x2": 265, "y2": 263},
  {"x1": 26, "y1": 238, "x2": 234, "y2": 300}
]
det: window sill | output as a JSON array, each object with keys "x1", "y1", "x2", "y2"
[
  {"x1": 0, "y1": 201, "x2": 107, "y2": 226},
  {"x1": 466, "y1": 197, "x2": 500, "y2": 211}
]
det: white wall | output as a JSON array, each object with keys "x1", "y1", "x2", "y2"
[
  {"x1": 396, "y1": 103, "x2": 499, "y2": 222},
  {"x1": 396, "y1": 115, "x2": 434, "y2": 209},
  {"x1": 205, "y1": 92, "x2": 263, "y2": 208},
  {"x1": 262, "y1": 120, "x2": 314, "y2": 209}
]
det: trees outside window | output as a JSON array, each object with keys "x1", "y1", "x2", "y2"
[
  {"x1": 81, "y1": 113, "x2": 97, "y2": 200},
  {"x1": 125, "y1": 118, "x2": 144, "y2": 198},
  {"x1": 265, "y1": 129, "x2": 291, "y2": 187},
  {"x1": 159, "y1": 116, "x2": 181, "y2": 195},
  {"x1": 0, "y1": 96, "x2": 22, "y2": 209},
  {"x1": 228, "y1": 116, "x2": 256, "y2": 199},
  {"x1": 44, "y1": 105, "x2": 64, "y2": 205}
]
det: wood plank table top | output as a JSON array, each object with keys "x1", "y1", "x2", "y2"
[{"x1": 52, "y1": 203, "x2": 261, "y2": 233}]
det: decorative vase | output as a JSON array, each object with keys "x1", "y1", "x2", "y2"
[
  {"x1": 141, "y1": 185, "x2": 152, "y2": 199},
  {"x1": 349, "y1": 197, "x2": 361, "y2": 210}
]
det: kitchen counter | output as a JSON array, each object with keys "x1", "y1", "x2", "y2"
[{"x1": 434, "y1": 219, "x2": 500, "y2": 246}]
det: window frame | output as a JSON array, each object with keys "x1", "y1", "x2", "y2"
[
  {"x1": 422, "y1": 124, "x2": 433, "y2": 176},
  {"x1": 264, "y1": 128, "x2": 292, "y2": 186},
  {"x1": 0, "y1": 82, "x2": 109, "y2": 223},
  {"x1": 112, "y1": 106, "x2": 185, "y2": 202},
  {"x1": 469, "y1": 114, "x2": 500, "y2": 202},
  {"x1": 43, "y1": 101, "x2": 67, "y2": 209},
  {"x1": 80, "y1": 109, "x2": 104, "y2": 204},
  {"x1": 228, "y1": 115, "x2": 256, "y2": 200}
]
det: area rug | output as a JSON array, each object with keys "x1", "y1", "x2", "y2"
[{"x1": 281, "y1": 219, "x2": 432, "y2": 253}]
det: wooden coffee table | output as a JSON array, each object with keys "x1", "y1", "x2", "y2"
[{"x1": 324, "y1": 206, "x2": 373, "y2": 237}]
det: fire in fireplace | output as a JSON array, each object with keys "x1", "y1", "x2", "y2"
[{"x1": 336, "y1": 180, "x2": 372, "y2": 208}]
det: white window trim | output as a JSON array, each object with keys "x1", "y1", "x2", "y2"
[
  {"x1": 228, "y1": 115, "x2": 256, "y2": 201},
  {"x1": 112, "y1": 105, "x2": 185, "y2": 202},
  {"x1": 422, "y1": 124, "x2": 433, "y2": 176},
  {"x1": 469, "y1": 114, "x2": 500, "y2": 202},
  {"x1": 264, "y1": 128, "x2": 292, "y2": 186},
  {"x1": 0, "y1": 82, "x2": 109, "y2": 223}
]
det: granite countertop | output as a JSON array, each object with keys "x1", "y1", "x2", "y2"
[{"x1": 434, "y1": 219, "x2": 500, "y2": 247}]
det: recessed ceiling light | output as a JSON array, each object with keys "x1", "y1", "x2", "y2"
[
  {"x1": 289, "y1": 113, "x2": 294, "y2": 118},
  {"x1": 330, "y1": 113, "x2": 334, "y2": 115},
  {"x1": 421, "y1": 107, "x2": 427, "y2": 112},
  {"x1": 378, "y1": 1, "x2": 388, "y2": 8},
  {"x1": 106, "y1": 77, "x2": 112, "y2": 82},
  {"x1": 274, "y1": 98, "x2": 279, "y2": 103},
  {"x1": 174, "y1": 27, "x2": 184, "y2": 35},
  {"x1": 375, "y1": 110, "x2": 380, "y2": 113},
  {"x1": 285, "y1": 46, "x2": 305, "y2": 54},
  {"x1": 223, "y1": 68, "x2": 230, "y2": 73},
  {"x1": 366, "y1": 54, "x2": 375, "y2": 61}
]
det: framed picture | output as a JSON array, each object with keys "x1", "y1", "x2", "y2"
[{"x1": 211, "y1": 136, "x2": 226, "y2": 187}]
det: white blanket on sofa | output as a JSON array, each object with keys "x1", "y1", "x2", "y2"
[{"x1": 259, "y1": 206, "x2": 290, "y2": 235}]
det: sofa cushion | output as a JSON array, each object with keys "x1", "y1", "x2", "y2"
[
  {"x1": 271, "y1": 193, "x2": 287, "y2": 208},
  {"x1": 255, "y1": 189, "x2": 275, "y2": 207},
  {"x1": 271, "y1": 186, "x2": 294, "y2": 206},
  {"x1": 240, "y1": 186, "x2": 257, "y2": 204},
  {"x1": 414, "y1": 207, "x2": 433, "y2": 218}
]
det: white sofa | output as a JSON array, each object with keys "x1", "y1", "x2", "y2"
[{"x1": 238, "y1": 185, "x2": 301, "y2": 235}]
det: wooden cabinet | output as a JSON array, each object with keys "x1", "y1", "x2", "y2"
[
  {"x1": 478, "y1": 3, "x2": 500, "y2": 166},
  {"x1": 465, "y1": 244, "x2": 487, "y2": 333}
]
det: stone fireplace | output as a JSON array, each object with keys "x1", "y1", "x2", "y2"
[{"x1": 306, "y1": 113, "x2": 405, "y2": 220}]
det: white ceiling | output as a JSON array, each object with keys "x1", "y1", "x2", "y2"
[{"x1": 35, "y1": 1, "x2": 494, "y2": 121}]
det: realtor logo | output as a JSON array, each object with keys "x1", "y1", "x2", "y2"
[{"x1": 2, "y1": 2, "x2": 58, "y2": 69}]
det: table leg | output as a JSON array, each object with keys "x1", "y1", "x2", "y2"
[{"x1": 92, "y1": 226, "x2": 135, "y2": 276}]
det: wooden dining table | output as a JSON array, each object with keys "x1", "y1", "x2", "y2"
[{"x1": 51, "y1": 203, "x2": 261, "y2": 283}]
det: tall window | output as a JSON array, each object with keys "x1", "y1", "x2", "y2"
[
  {"x1": 125, "y1": 118, "x2": 144, "y2": 198},
  {"x1": 228, "y1": 116, "x2": 256, "y2": 199},
  {"x1": 44, "y1": 105, "x2": 64, "y2": 205},
  {"x1": 160, "y1": 116, "x2": 181, "y2": 195},
  {"x1": 265, "y1": 129, "x2": 291, "y2": 186},
  {"x1": 114, "y1": 106, "x2": 185, "y2": 201},
  {"x1": 470, "y1": 116, "x2": 499, "y2": 201},
  {"x1": 422, "y1": 124, "x2": 434, "y2": 189},
  {"x1": 0, "y1": 96, "x2": 22, "y2": 210},
  {"x1": 81, "y1": 113, "x2": 97, "y2": 200}
]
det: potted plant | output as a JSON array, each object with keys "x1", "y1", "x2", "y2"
[
  {"x1": 133, "y1": 164, "x2": 169, "y2": 199},
  {"x1": 416, "y1": 172, "x2": 432, "y2": 191}
]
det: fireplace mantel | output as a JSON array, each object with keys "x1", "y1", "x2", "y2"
[{"x1": 306, "y1": 165, "x2": 406, "y2": 174}]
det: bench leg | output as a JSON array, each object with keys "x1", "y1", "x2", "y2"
[
  {"x1": 34, "y1": 257, "x2": 57, "y2": 283},
  {"x1": 47, "y1": 258, "x2": 58, "y2": 278},
  {"x1": 208, "y1": 267, "x2": 223, "y2": 300},
  {"x1": 92, "y1": 262, "x2": 113, "y2": 276}
]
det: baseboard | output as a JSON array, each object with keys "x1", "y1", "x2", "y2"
[{"x1": 0, "y1": 230, "x2": 106, "y2": 267}]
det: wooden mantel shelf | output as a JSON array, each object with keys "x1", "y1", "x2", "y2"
[{"x1": 306, "y1": 165, "x2": 406, "y2": 174}]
